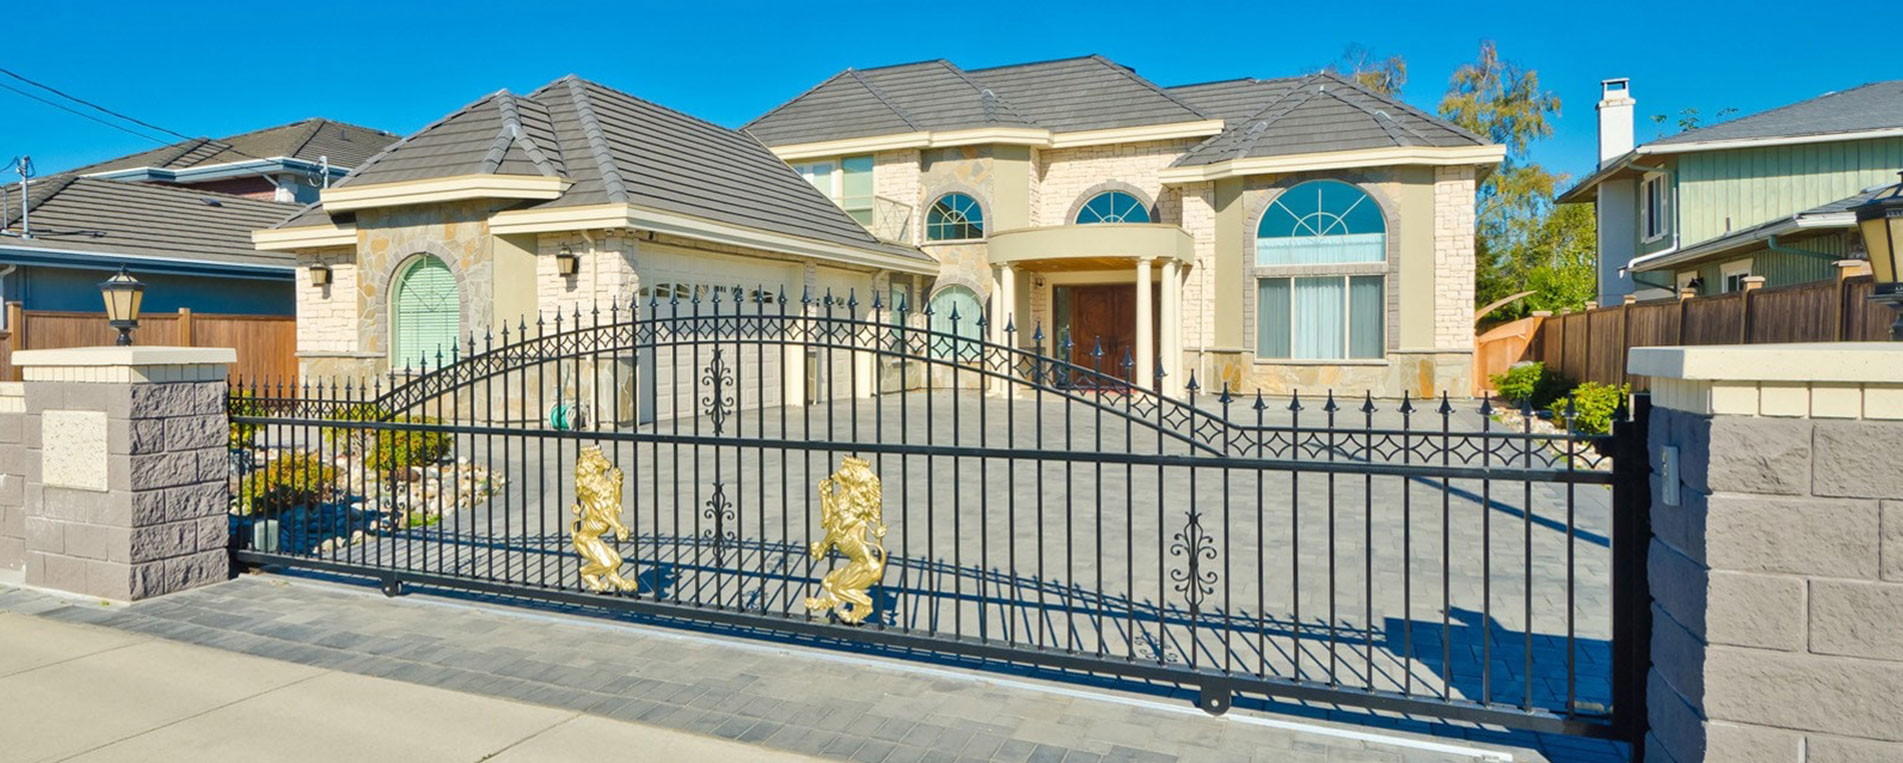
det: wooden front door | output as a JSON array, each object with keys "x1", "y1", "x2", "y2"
[{"x1": 1055, "y1": 284, "x2": 1159, "y2": 384}]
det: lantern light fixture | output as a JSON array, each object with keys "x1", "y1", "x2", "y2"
[
  {"x1": 309, "y1": 262, "x2": 333, "y2": 287},
  {"x1": 555, "y1": 245, "x2": 580, "y2": 277},
  {"x1": 1849, "y1": 171, "x2": 1903, "y2": 340},
  {"x1": 98, "y1": 266, "x2": 145, "y2": 347}
]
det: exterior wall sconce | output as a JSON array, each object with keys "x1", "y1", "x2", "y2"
[
  {"x1": 309, "y1": 263, "x2": 332, "y2": 287},
  {"x1": 98, "y1": 266, "x2": 145, "y2": 346},
  {"x1": 556, "y1": 245, "x2": 580, "y2": 277},
  {"x1": 1851, "y1": 171, "x2": 1903, "y2": 340}
]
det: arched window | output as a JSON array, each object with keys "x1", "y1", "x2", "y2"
[
  {"x1": 1074, "y1": 191, "x2": 1151, "y2": 224},
  {"x1": 1254, "y1": 180, "x2": 1386, "y2": 361},
  {"x1": 925, "y1": 193, "x2": 984, "y2": 241},
  {"x1": 926, "y1": 285, "x2": 983, "y2": 360},
  {"x1": 391, "y1": 255, "x2": 460, "y2": 368},
  {"x1": 1256, "y1": 180, "x2": 1386, "y2": 265}
]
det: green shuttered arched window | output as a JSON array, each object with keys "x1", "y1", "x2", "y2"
[{"x1": 392, "y1": 255, "x2": 459, "y2": 369}]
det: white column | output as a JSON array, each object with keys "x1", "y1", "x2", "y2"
[
  {"x1": 1161, "y1": 258, "x2": 1182, "y2": 397},
  {"x1": 989, "y1": 265, "x2": 1019, "y2": 396},
  {"x1": 1135, "y1": 257, "x2": 1155, "y2": 391}
]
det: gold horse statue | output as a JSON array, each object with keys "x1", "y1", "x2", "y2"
[
  {"x1": 572, "y1": 445, "x2": 638, "y2": 594},
  {"x1": 804, "y1": 456, "x2": 887, "y2": 625}
]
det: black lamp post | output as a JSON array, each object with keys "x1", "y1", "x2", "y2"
[
  {"x1": 98, "y1": 266, "x2": 144, "y2": 346},
  {"x1": 1852, "y1": 172, "x2": 1903, "y2": 340}
]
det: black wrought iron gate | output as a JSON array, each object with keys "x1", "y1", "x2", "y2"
[{"x1": 228, "y1": 289, "x2": 1648, "y2": 743}]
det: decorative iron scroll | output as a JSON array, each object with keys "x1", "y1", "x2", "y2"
[
  {"x1": 699, "y1": 347, "x2": 736, "y2": 435},
  {"x1": 571, "y1": 446, "x2": 637, "y2": 594},
  {"x1": 804, "y1": 456, "x2": 887, "y2": 625}
]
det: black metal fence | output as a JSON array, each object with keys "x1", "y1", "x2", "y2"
[{"x1": 228, "y1": 289, "x2": 1643, "y2": 740}]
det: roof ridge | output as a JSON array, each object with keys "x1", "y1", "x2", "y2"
[
  {"x1": 564, "y1": 78, "x2": 631, "y2": 203},
  {"x1": 1086, "y1": 54, "x2": 1212, "y2": 120},
  {"x1": 742, "y1": 70, "x2": 855, "y2": 132},
  {"x1": 485, "y1": 91, "x2": 564, "y2": 177},
  {"x1": 1655, "y1": 80, "x2": 1902, "y2": 146},
  {"x1": 964, "y1": 53, "x2": 1101, "y2": 74},
  {"x1": 322, "y1": 90, "x2": 508, "y2": 191},
  {"x1": 1316, "y1": 71, "x2": 1486, "y2": 145},
  {"x1": 1224, "y1": 82, "x2": 1324, "y2": 159},
  {"x1": 937, "y1": 61, "x2": 1037, "y2": 126},
  {"x1": 70, "y1": 174, "x2": 298, "y2": 208},
  {"x1": 510, "y1": 97, "x2": 567, "y2": 176},
  {"x1": 1316, "y1": 81, "x2": 1426, "y2": 147},
  {"x1": 845, "y1": 69, "x2": 924, "y2": 131}
]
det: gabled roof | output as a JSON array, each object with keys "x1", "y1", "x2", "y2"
[
  {"x1": 282, "y1": 76, "x2": 925, "y2": 262},
  {"x1": 1653, "y1": 80, "x2": 1903, "y2": 147},
  {"x1": 1171, "y1": 74, "x2": 1487, "y2": 167},
  {"x1": 1, "y1": 175, "x2": 295, "y2": 271},
  {"x1": 69, "y1": 118, "x2": 400, "y2": 175},
  {"x1": 1165, "y1": 77, "x2": 1304, "y2": 124}
]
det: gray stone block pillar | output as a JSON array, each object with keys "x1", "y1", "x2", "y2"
[
  {"x1": 0, "y1": 382, "x2": 25, "y2": 571},
  {"x1": 1630, "y1": 343, "x2": 1903, "y2": 762},
  {"x1": 14, "y1": 347, "x2": 236, "y2": 600}
]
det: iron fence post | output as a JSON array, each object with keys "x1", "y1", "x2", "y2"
[{"x1": 1609, "y1": 394, "x2": 1653, "y2": 758}]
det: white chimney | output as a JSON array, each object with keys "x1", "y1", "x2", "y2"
[{"x1": 1597, "y1": 78, "x2": 1635, "y2": 168}]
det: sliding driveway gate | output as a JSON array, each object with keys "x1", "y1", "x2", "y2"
[{"x1": 229, "y1": 290, "x2": 1649, "y2": 743}]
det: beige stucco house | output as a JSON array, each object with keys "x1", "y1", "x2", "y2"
[{"x1": 749, "y1": 56, "x2": 1503, "y2": 397}]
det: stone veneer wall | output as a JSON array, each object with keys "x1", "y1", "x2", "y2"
[
  {"x1": 1033, "y1": 139, "x2": 1195, "y2": 227},
  {"x1": 1641, "y1": 358, "x2": 1903, "y2": 762},
  {"x1": 1432, "y1": 166, "x2": 1478, "y2": 352}
]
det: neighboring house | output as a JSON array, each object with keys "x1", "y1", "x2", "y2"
[
  {"x1": 0, "y1": 176, "x2": 297, "y2": 316},
  {"x1": 748, "y1": 55, "x2": 1503, "y2": 397},
  {"x1": 1560, "y1": 79, "x2": 1901, "y2": 302},
  {"x1": 66, "y1": 118, "x2": 400, "y2": 204},
  {"x1": 253, "y1": 76, "x2": 935, "y2": 400}
]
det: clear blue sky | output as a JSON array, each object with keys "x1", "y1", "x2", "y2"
[{"x1": 2, "y1": 1, "x2": 1893, "y2": 186}]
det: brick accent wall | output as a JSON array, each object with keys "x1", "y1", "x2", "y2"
[
  {"x1": 1433, "y1": 166, "x2": 1477, "y2": 351},
  {"x1": 1645, "y1": 373, "x2": 1903, "y2": 762}
]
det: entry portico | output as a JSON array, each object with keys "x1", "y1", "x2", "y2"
[{"x1": 987, "y1": 222, "x2": 1194, "y2": 394}]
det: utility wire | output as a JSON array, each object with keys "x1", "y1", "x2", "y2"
[
  {"x1": 0, "y1": 81, "x2": 170, "y2": 145},
  {"x1": 0, "y1": 66, "x2": 197, "y2": 143}
]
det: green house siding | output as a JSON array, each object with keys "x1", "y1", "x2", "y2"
[
  {"x1": 1675, "y1": 137, "x2": 1903, "y2": 245},
  {"x1": 1677, "y1": 231, "x2": 1850, "y2": 295}
]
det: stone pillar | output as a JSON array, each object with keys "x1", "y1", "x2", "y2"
[
  {"x1": 0, "y1": 382, "x2": 24, "y2": 571},
  {"x1": 1160, "y1": 259, "x2": 1182, "y2": 397},
  {"x1": 1630, "y1": 343, "x2": 1903, "y2": 762},
  {"x1": 1135, "y1": 256, "x2": 1154, "y2": 391},
  {"x1": 15, "y1": 347, "x2": 236, "y2": 600}
]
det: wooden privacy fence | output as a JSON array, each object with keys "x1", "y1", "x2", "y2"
[
  {"x1": 0, "y1": 305, "x2": 295, "y2": 382},
  {"x1": 1475, "y1": 274, "x2": 1894, "y2": 394}
]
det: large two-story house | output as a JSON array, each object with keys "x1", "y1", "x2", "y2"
[
  {"x1": 1561, "y1": 79, "x2": 1901, "y2": 302},
  {"x1": 749, "y1": 55, "x2": 1503, "y2": 397}
]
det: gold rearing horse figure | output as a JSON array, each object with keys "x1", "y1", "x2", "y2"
[{"x1": 805, "y1": 457, "x2": 886, "y2": 625}]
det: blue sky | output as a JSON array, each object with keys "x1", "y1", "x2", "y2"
[{"x1": 1, "y1": 2, "x2": 1892, "y2": 186}]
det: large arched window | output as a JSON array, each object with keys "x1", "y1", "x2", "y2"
[
  {"x1": 391, "y1": 254, "x2": 460, "y2": 368},
  {"x1": 1075, "y1": 191, "x2": 1151, "y2": 224},
  {"x1": 1254, "y1": 180, "x2": 1385, "y2": 361},
  {"x1": 926, "y1": 285, "x2": 983, "y2": 360},
  {"x1": 925, "y1": 193, "x2": 984, "y2": 241}
]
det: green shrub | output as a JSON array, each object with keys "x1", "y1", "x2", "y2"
[
  {"x1": 1490, "y1": 362, "x2": 1570, "y2": 410},
  {"x1": 235, "y1": 451, "x2": 336, "y2": 516},
  {"x1": 367, "y1": 417, "x2": 451, "y2": 471},
  {"x1": 1550, "y1": 381, "x2": 1631, "y2": 435},
  {"x1": 228, "y1": 390, "x2": 262, "y2": 449},
  {"x1": 322, "y1": 403, "x2": 389, "y2": 455}
]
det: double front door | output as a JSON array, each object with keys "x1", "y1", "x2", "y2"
[{"x1": 1053, "y1": 284, "x2": 1160, "y2": 386}]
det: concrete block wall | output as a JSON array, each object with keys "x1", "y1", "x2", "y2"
[
  {"x1": 0, "y1": 382, "x2": 24, "y2": 571},
  {"x1": 1634, "y1": 345, "x2": 1903, "y2": 762},
  {"x1": 13, "y1": 348, "x2": 235, "y2": 600}
]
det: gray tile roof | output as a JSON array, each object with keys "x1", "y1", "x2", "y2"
[
  {"x1": 1171, "y1": 74, "x2": 1486, "y2": 167},
  {"x1": 282, "y1": 77, "x2": 927, "y2": 262},
  {"x1": 1, "y1": 176, "x2": 296, "y2": 268},
  {"x1": 748, "y1": 56, "x2": 1486, "y2": 163},
  {"x1": 1652, "y1": 80, "x2": 1903, "y2": 146},
  {"x1": 69, "y1": 118, "x2": 400, "y2": 174}
]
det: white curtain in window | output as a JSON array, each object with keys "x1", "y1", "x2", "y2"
[
  {"x1": 1292, "y1": 277, "x2": 1344, "y2": 360},
  {"x1": 1348, "y1": 276, "x2": 1383, "y2": 359},
  {"x1": 1257, "y1": 233, "x2": 1386, "y2": 266}
]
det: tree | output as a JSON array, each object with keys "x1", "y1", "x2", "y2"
[
  {"x1": 1438, "y1": 41, "x2": 1593, "y2": 322},
  {"x1": 1649, "y1": 106, "x2": 1740, "y2": 137},
  {"x1": 1324, "y1": 44, "x2": 1407, "y2": 97}
]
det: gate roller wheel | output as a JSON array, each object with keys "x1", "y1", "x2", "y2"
[
  {"x1": 1198, "y1": 686, "x2": 1232, "y2": 716},
  {"x1": 381, "y1": 578, "x2": 404, "y2": 598}
]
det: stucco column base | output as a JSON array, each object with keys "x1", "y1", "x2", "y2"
[
  {"x1": 15, "y1": 346, "x2": 236, "y2": 601},
  {"x1": 1630, "y1": 343, "x2": 1903, "y2": 763}
]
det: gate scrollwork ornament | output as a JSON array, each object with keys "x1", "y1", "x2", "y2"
[
  {"x1": 572, "y1": 446, "x2": 638, "y2": 594},
  {"x1": 804, "y1": 456, "x2": 887, "y2": 625}
]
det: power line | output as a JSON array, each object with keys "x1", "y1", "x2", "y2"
[
  {"x1": 0, "y1": 81, "x2": 170, "y2": 145},
  {"x1": 0, "y1": 66, "x2": 197, "y2": 143}
]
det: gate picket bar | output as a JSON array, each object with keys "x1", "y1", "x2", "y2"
[{"x1": 227, "y1": 286, "x2": 1641, "y2": 742}]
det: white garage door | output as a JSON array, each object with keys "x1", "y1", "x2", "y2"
[{"x1": 636, "y1": 248, "x2": 801, "y2": 426}]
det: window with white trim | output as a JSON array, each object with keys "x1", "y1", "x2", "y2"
[
  {"x1": 793, "y1": 155, "x2": 875, "y2": 225},
  {"x1": 1254, "y1": 180, "x2": 1386, "y2": 360},
  {"x1": 1720, "y1": 259, "x2": 1753, "y2": 293},
  {"x1": 1641, "y1": 173, "x2": 1671, "y2": 243}
]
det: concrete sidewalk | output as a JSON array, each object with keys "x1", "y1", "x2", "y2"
[{"x1": 0, "y1": 611, "x2": 817, "y2": 763}]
